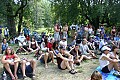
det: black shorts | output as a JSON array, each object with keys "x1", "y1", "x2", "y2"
[
  {"x1": 101, "y1": 66, "x2": 110, "y2": 73},
  {"x1": 4, "y1": 63, "x2": 21, "y2": 74},
  {"x1": 40, "y1": 56, "x2": 52, "y2": 64},
  {"x1": 58, "y1": 65, "x2": 66, "y2": 70}
]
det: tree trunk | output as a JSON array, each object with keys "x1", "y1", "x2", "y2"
[
  {"x1": 6, "y1": 2, "x2": 16, "y2": 37},
  {"x1": 18, "y1": 1, "x2": 24, "y2": 35},
  {"x1": 91, "y1": 16, "x2": 100, "y2": 34},
  {"x1": 18, "y1": 10, "x2": 23, "y2": 35}
]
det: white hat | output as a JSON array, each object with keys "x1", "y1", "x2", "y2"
[{"x1": 101, "y1": 46, "x2": 111, "y2": 51}]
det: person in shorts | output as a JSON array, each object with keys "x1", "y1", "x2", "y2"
[
  {"x1": 38, "y1": 49, "x2": 55, "y2": 68},
  {"x1": 20, "y1": 58, "x2": 36, "y2": 79},
  {"x1": 99, "y1": 46, "x2": 120, "y2": 73},
  {"x1": 1, "y1": 47, "x2": 20, "y2": 80}
]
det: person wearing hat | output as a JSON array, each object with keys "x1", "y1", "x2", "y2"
[
  {"x1": 99, "y1": 46, "x2": 120, "y2": 73},
  {"x1": 55, "y1": 46, "x2": 77, "y2": 74}
]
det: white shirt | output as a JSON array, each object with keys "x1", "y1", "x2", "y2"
[
  {"x1": 4, "y1": 29, "x2": 9, "y2": 35},
  {"x1": 110, "y1": 52, "x2": 119, "y2": 59},
  {"x1": 99, "y1": 39, "x2": 107, "y2": 50},
  {"x1": 48, "y1": 36, "x2": 53, "y2": 42},
  {"x1": 88, "y1": 28, "x2": 93, "y2": 34},
  {"x1": 59, "y1": 40, "x2": 67, "y2": 48},
  {"x1": 40, "y1": 42, "x2": 48, "y2": 51},
  {"x1": 17, "y1": 35, "x2": 26, "y2": 46},
  {"x1": 99, "y1": 53, "x2": 110, "y2": 69}
]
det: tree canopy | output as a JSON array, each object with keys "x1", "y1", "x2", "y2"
[
  {"x1": 0, "y1": 0, "x2": 120, "y2": 36},
  {"x1": 50, "y1": 0, "x2": 120, "y2": 29}
]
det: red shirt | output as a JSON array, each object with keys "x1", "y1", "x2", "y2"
[
  {"x1": 5, "y1": 54, "x2": 15, "y2": 60},
  {"x1": 26, "y1": 36, "x2": 30, "y2": 41},
  {"x1": 47, "y1": 42, "x2": 53, "y2": 51}
]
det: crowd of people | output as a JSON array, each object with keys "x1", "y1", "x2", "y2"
[{"x1": 1, "y1": 23, "x2": 120, "y2": 80}]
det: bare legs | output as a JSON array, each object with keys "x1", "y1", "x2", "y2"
[
  {"x1": 60, "y1": 55, "x2": 74, "y2": 70},
  {"x1": 108, "y1": 62, "x2": 120, "y2": 72},
  {"x1": 21, "y1": 59, "x2": 36, "y2": 77},
  {"x1": 21, "y1": 60, "x2": 26, "y2": 77},
  {"x1": 30, "y1": 59, "x2": 36, "y2": 74},
  {"x1": 4, "y1": 63, "x2": 15, "y2": 79},
  {"x1": 14, "y1": 62, "x2": 19, "y2": 79},
  {"x1": 44, "y1": 53, "x2": 49, "y2": 68},
  {"x1": 40, "y1": 52, "x2": 55, "y2": 68},
  {"x1": 4, "y1": 62, "x2": 19, "y2": 79}
]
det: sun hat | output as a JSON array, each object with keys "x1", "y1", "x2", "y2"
[{"x1": 101, "y1": 46, "x2": 111, "y2": 51}]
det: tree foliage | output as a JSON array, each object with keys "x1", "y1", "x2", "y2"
[{"x1": 50, "y1": 0, "x2": 120, "y2": 29}]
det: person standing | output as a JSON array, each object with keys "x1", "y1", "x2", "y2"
[
  {"x1": 0, "y1": 26, "x2": 2, "y2": 41},
  {"x1": 54, "y1": 23, "x2": 60, "y2": 41},
  {"x1": 63, "y1": 23, "x2": 68, "y2": 39},
  {"x1": 4, "y1": 27, "x2": 9, "y2": 39}
]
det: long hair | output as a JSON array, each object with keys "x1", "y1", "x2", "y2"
[
  {"x1": 5, "y1": 47, "x2": 14, "y2": 55},
  {"x1": 31, "y1": 36, "x2": 35, "y2": 42},
  {"x1": 111, "y1": 45, "x2": 118, "y2": 52},
  {"x1": 53, "y1": 41, "x2": 59, "y2": 50}
]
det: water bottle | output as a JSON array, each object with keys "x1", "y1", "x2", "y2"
[{"x1": 2, "y1": 71, "x2": 7, "y2": 80}]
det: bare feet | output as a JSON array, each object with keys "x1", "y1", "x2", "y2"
[
  {"x1": 11, "y1": 75, "x2": 15, "y2": 80},
  {"x1": 14, "y1": 74, "x2": 18, "y2": 80},
  {"x1": 52, "y1": 62, "x2": 57, "y2": 65}
]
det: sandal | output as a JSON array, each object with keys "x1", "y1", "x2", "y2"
[
  {"x1": 23, "y1": 76, "x2": 27, "y2": 80},
  {"x1": 69, "y1": 69, "x2": 76, "y2": 74}
]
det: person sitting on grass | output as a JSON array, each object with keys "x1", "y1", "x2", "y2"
[
  {"x1": 99, "y1": 46, "x2": 120, "y2": 73},
  {"x1": 90, "y1": 70, "x2": 102, "y2": 80},
  {"x1": 38, "y1": 48, "x2": 56, "y2": 68},
  {"x1": 54, "y1": 46, "x2": 77, "y2": 74},
  {"x1": 70, "y1": 44, "x2": 92, "y2": 66},
  {"x1": 17, "y1": 32, "x2": 28, "y2": 54},
  {"x1": 20, "y1": 58, "x2": 36, "y2": 79},
  {"x1": 40, "y1": 39, "x2": 48, "y2": 51},
  {"x1": 110, "y1": 45, "x2": 120, "y2": 68},
  {"x1": 110, "y1": 45, "x2": 119, "y2": 60},
  {"x1": 79, "y1": 38, "x2": 97, "y2": 59},
  {"x1": 1, "y1": 47, "x2": 20, "y2": 80},
  {"x1": 1, "y1": 38, "x2": 8, "y2": 54},
  {"x1": 59, "y1": 37, "x2": 67, "y2": 49},
  {"x1": 28, "y1": 37, "x2": 40, "y2": 57}
]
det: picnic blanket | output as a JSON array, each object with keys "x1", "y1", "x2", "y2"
[{"x1": 96, "y1": 66, "x2": 120, "y2": 80}]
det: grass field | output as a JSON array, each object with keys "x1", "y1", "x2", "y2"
[
  {"x1": 0, "y1": 28, "x2": 100, "y2": 80},
  {"x1": 0, "y1": 42, "x2": 100, "y2": 80},
  {"x1": 0, "y1": 53, "x2": 99, "y2": 80}
]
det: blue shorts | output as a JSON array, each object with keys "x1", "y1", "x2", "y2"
[{"x1": 25, "y1": 65, "x2": 33, "y2": 73}]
